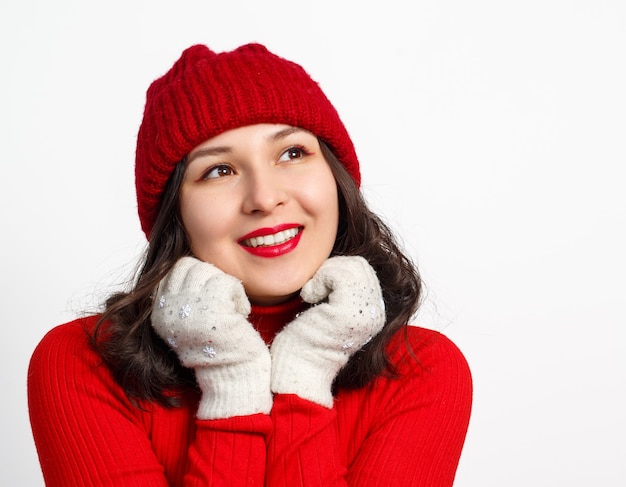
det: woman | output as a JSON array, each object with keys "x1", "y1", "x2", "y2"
[{"x1": 28, "y1": 43, "x2": 472, "y2": 486}]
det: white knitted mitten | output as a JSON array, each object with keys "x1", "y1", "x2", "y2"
[
  {"x1": 151, "y1": 256, "x2": 272, "y2": 419},
  {"x1": 270, "y1": 256, "x2": 386, "y2": 407}
]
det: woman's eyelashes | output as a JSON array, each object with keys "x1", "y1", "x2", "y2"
[
  {"x1": 278, "y1": 145, "x2": 311, "y2": 163},
  {"x1": 198, "y1": 164, "x2": 235, "y2": 181}
]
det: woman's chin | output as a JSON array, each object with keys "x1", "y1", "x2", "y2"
[{"x1": 246, "y1": 289, "x2": 301, "y2": 306}]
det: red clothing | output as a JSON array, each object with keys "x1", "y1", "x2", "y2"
[{"x1": 28, "y1": 299, "x2": 472, "y2": 486}]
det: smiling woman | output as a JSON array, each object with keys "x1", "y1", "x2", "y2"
[{"x1": 27, "y1": 43, "x2": 473, "y2": 486}]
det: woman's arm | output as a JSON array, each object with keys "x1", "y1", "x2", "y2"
[
  {"x1": 265, "y1": 327, "x2": 472, "y2": 486},
  {"x1": 28, "y1": 318, "x2": 271, "y2": 486},
  {"x1": 344, "y1": 328, "x2": 473, "y2": 486}
]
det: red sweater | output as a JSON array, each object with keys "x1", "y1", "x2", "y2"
[{"x1": 28, "y1": 299, "x2": 472, "y2": 486}]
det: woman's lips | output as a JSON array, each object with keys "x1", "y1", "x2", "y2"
[
  {"x1": 238, "y1": 224, "x2": 303, "y2": 257},
  {"x1": 240, "y1": 226, "x2": 300, "y2": 248}
]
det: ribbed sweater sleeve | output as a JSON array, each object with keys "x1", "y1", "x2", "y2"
[
  {"x1": 185, "y1": 415, "x2": 270, "y2": 485},
  {"x1": 343, "y1": 328, "x2": 473, "y2": 486},
  {"x1": 265, "y1": 327, "x2": 473, "y2": 486},
  {"x1": 27, "y1": 317, "x2": 271, "y2": 486}
]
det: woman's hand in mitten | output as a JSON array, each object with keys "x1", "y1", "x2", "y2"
[
  {"x1": 151, "y1": 256, "x2": 272, "y2": 419},
  {"x1": 270, "y1": 256, "x2": 386, "y2": 407}
]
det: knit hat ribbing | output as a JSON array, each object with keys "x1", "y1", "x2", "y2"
[{"x1": 135, "y1": 43, "x2": 360, "y2": 239}]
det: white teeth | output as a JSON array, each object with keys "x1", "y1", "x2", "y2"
[{"x1": 243, "y1": 227, "x2": 300, "y2": 248}]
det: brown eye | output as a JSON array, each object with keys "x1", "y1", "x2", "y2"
[
  {"x1": 278, "y1": 146, "x2": 308, "y2": 162},
  {"x1": 202, "y1": 164, "x2": 234, "y2": 180}
]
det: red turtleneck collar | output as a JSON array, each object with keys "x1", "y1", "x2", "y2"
[{"x1": 248, "y1": 296, "x2": 308, "y2": 344}]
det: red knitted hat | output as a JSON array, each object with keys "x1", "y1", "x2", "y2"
[{"x1": 135, "y1": 43, "x2": 360, "y2": 239}]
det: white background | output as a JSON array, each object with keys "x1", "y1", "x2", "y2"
[{"x1": 1, "y1": 0, "x2": 625, "y2": 485}]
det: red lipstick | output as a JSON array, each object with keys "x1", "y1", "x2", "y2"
[{"x1": 238, "y1": 224, "x2": 303, "y2": 258}]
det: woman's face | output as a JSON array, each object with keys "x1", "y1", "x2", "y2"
[{"x1": 179, "y1": 124, "x2": 339, "y2": 305}]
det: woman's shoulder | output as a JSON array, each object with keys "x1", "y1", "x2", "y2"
[
  {"x1": 28, "y1": 315, "x2": 141, "y2": 417},
  {"x1": 385, "y1": 325, "x2": 473, "y2": 388},
  {"x1": 28, "y1": 315, "x2": 111, "y2": 388},
  {"x1": 336, "y1": 325, "x2": 472, "y2": 438},
  {"x1": 30, "y1": 315, "x2": 101, "y2": 362}
]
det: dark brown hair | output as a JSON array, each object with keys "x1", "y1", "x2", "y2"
[{"x1": 91, "y1": 141, "x2": 422, "y2": 406}]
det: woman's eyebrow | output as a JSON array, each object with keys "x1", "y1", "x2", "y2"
[
  {"x1": 186, "y1": 146, "x2": 231, "y2": 165},
  {"x1": 270, "y1": 126, "x2": 307, "y2": 141}
]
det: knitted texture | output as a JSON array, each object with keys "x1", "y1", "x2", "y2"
[
  {"x1": 135, "y1": 43, "x2": 360, "y2": 238},
  {"x1": 151, "y1": 256, "x2": 272, "y2": 419},
  {"x1": 271, "y1": 256, "x2": 386, "y2": 407},
  {"x1": 29, "y1": 314, "x2": 473, "y2": 486}
]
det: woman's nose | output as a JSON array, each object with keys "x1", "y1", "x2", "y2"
[{"x1": 242, "y1": 169, "x2": 288, "y2": 214}]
